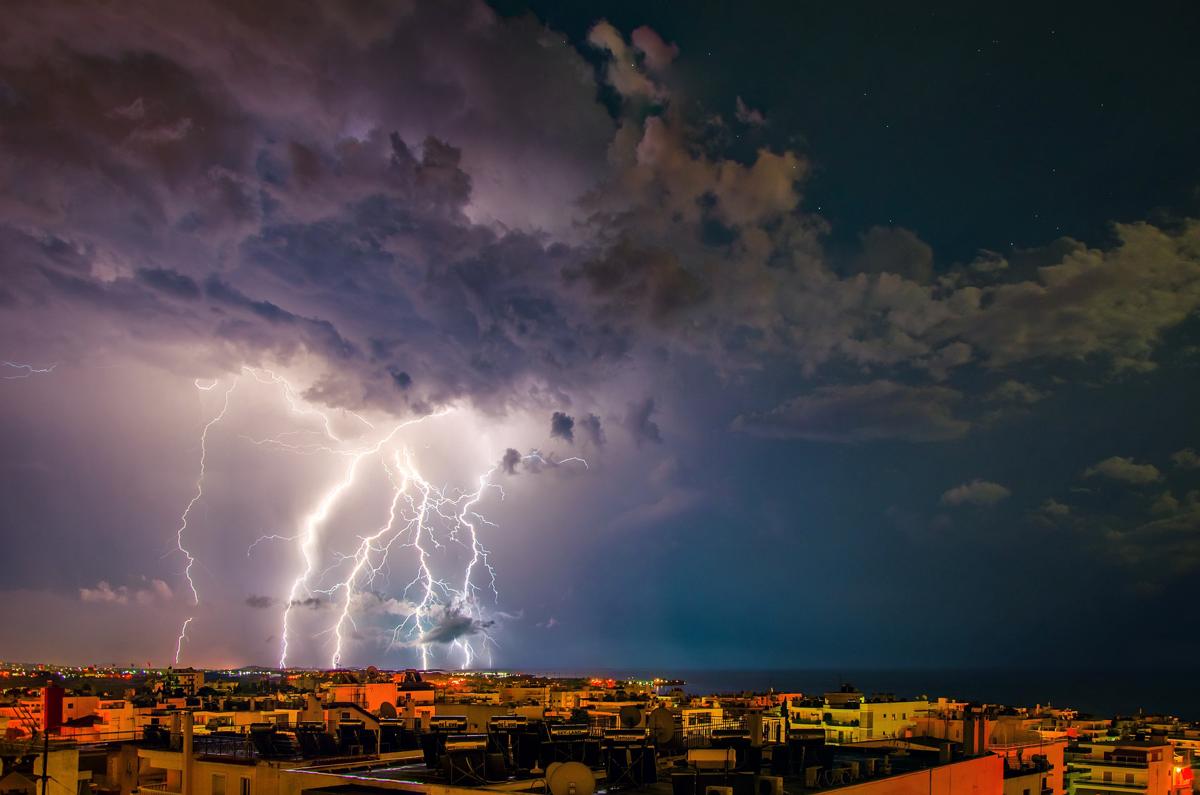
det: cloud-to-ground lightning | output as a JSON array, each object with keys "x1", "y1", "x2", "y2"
[
  {"x1": 276, "y1": 407, "x2": 454, "y2": 668},
  {"x1": 173, "y1": 379, "x2": 238, "y2": 663},
  {"x1": 2, "y1": 361, "x2": 56, "y2": 379},
  {"x1": 163, "y1": 365, "x2": 589, "y2": 670},
  {"x1": 322, "y1": 461, "x2": 408, "y2": 669},
  {"x1": 175, "y1": 617, "x2": 193, "y2": 662}
]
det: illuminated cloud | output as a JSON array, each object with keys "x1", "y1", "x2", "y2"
[
  {"x1": 735, "y1": 96, "x2": 766, "y2": 127},
  {"x1": 1171, "y1": 448, "x2": 1200, "y2": 470},
  {"x1": 987, "y1": 380, "x2": 1047, "y2": 405},
  {"x1": 941, "y1": 480, "x2": 1012, "y2": 507},
  {"x1": 79, "y1": 579, "x2": 173, "y2": 606},
  {"x1": 3, "y1": 1, "x2": 1200, "y2": 668},
  {"x1": 1083, "y1": 456, "x2": 1162, "y2": 484},
  {"x1": 1039, "y1": 499, "x2": 1071, "y2": 518}
]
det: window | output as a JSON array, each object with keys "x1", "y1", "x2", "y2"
[
  {"x1": 212, "y1": 774, "x2": 226, "y2": 795},
  {"x1": 1125, "y1": 774, "x2": 1134, "y2": 784},
  {"x1": 1103, "y1": 772, "x2": 1112, "y2": 782},
  {"x1": 240, "y1": 778, "x2": 250, "y2": 795}
]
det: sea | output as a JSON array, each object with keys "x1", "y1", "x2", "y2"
[{"x1": 534, "y1": 669, "x2": 1200, "y2": 720}]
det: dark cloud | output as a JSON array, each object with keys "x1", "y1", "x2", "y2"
[
  {"x1": 579, "y1": 413, "x2": 605, "y2": 447},
  {"x1": 624, "y1": 398, "x2": 662, "y2": 446},
  {"x1": 289, "y1": 597, "x2": 325, "y2": 610},
  {"x1": 571, "y1": 239, "x2": 710, "y2": 324},
  {"x1": 500, "y1": 448, "x2": 522, "y2": 475},
  {"x1": 733, "y1": 381, "x2": 970, "y2": 443},
  {"x1": 550, "y1": 411, "x2": 575, "y2": 443},
  {"x1": 3, "y1": 2, "x2": 1200, "y2": 669},
  {"x1": 245, "y1": 594, "x2": 275, "y2": 609},
  {"x1": 136, "y1": 268, "x2": 201, "y2": 300},
  {"x1": 418, "y1": 607, "x2": 494, "y2": 645},
  {"x1": 3, "y1": 0, "x2": 1198, "y2": 425}
]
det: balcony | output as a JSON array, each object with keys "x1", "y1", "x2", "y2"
[
  {"x1": 1073, "y1": 779, "x2": 1147, "y2": 792},
  {"x1": 1074, "y1": 757, "x2": 1150, "y2": 769},
  {"x1": 136, "y1": 786, "x2": 181, "y2": 795}
]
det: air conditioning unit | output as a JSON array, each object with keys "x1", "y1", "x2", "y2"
[
  {"x1": 689, "y1": 748, "x2": 736, "y2": 771},
  {"x1": 705, "y1": 787, "x2": 733, "y2": 795},
  {"x1": 758, "y1": 775, "x2": 783, "y2": 795}
]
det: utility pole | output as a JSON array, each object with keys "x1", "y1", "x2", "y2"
[{"x1": 40, "y1": 725, "x2": 49, "y2": 795}]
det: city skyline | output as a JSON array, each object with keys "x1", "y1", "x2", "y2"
[{"x1": 2, "y1": 1, "x2": 1200, "y2": 671}]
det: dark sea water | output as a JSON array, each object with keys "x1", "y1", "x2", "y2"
[{"x1": 537, "y1": 669, "x2": 1200, "y2": 720}]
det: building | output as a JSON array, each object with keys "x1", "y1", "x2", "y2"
[
  {"x1": 916, "y1": 703, "x2": 1068, "y2": 795},
  {"x1": 992, "y1": 738, "x2": 1065, "y2": 795},
  {"x1": 1067, "y1": 740, "x2": 1193, "y2": 795},
  {"x1": 787, "y1": 686, "x2": 930, "y2": 744},
  {"x1": 167, "y1": 671, "x2": 205, "y2": 698}
]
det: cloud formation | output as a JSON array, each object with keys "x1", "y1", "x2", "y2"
[
  {"x1": 578, "y1": 413, "x2": 605, "y2": 447},
  {"x1": 624, "y1": 398, "x2": 663, "y2": 446},
  {"x1": 2, "y1": 1, "x2": 1199, "y2": 436},
  {"x1": 418, "y1": 606, "x2": 495, "y2": 645},
  {"x1": 1084, "y1": 457, "x2": 1162, "y2": 484},
  {"x1": 3, "y1": 1, "x2": 1200, "y2": 668},
  {"x1": 80, "y1": 579, "x2": 172, "y2": 606},
  {"x1": 941, "y1": 480, "x2": 1012, "y2": 507},
  {"x1": 550, "y1": 411, "x2": 575, "y2": 443},
  {"x1": 1171, "y1": 449, "x2": 1200, "y2": 470}
]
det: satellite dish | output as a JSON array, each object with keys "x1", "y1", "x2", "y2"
[
  {"x1": 379, "y1": 702, "x2": 397, "y2": 718},
  {"x1": 619, "y1": 705, "x2": 642, "y2": 728},
  {"x1": 545, "y1": 762, "x2": 562, "y2": 782},
  {"x1": 548, "y1": 762, "x2": 595, "y2": 795},
  {"x1": 649, "y1": 706, "x2": 675, "y2": 745}
]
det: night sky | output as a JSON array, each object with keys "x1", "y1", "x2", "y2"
[{"x1": 2, "y1": 1, "x2": 1199, "y2": 671}]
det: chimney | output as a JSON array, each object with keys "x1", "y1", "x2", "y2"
[{"x1": 961, "y1": 706, "x2": 985, "y2": 756}]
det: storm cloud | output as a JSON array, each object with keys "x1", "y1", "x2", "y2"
[{"x1": 3, "y1": 0, "x2": 1200, "y2": 670}]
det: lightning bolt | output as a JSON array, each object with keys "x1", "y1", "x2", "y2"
[
  {"x1": 174, "y1": 617, "x2": 193, "y2": 664},
  {"x1": 246, "y1": 533, "x2": 301, "y2": 557},
  {"x1": 172, "y1": 378, "x2": 238, "y2": 660},
  {"x1": 324, "y1": 461, "x2": 408, "y2": 669},
  {"x1": 163, "y1": 366, "x2": 589, "y2": 671},
  {"x1": 277, "y1": 408, "x2": 454, "y2": 669},
  {"x1": 2, "y1": 361, "x2": 56, "y2": 379}
]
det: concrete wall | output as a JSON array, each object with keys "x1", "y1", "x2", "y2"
[{"x1": 837, "y1": 754, "x2": 1003, "y2": 795}]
